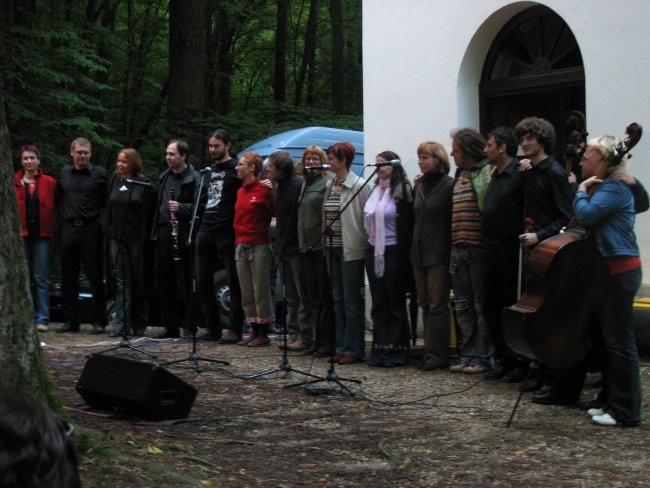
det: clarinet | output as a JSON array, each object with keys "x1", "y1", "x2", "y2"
[{"x1": 169, "y1": 188, "x2": 181, "y2": 262}]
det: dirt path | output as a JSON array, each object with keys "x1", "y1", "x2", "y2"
[{"x1": 42, "y1": 328, "x2": 650, "y2": 487}]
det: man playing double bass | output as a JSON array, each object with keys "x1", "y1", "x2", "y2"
[
  {"x1": 511, "y1": 117, "x2": 577, "y2": 401},
  {"x1": 516, "y1": 117, "x2": 574, "y2": 249}
]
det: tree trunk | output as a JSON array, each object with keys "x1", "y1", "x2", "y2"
[
  {"x1": 295, "y1": 0, "x2": 319, "y2": 106},
  {"x1": 273, "y1": 0, "x2": 288, "y2": 103},
  {"x1": 329, "y1": 0, "x2": 344, "y2": 113},
  {"x1": 168, "y1": 0, "x2": 207, "y2": 157},
  {"x1": 214, "y1": 4, "x2": 233, "y2": 115},
  {"x1": 0, "y1": 96, "x2": 60, "y2": 409}
]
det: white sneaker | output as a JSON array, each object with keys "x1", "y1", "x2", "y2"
[
  {"x1": 36, "y1": 324, "x2": 49, "y2": 333},
  {"x1": 587, "y1": 408, "x2": 604, "y2": 417},
  {"x1": 592, "y1": 412, "x2": 618, "y2": 426}
]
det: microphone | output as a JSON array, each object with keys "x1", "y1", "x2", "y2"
[
  {"x1": 304, "y1": 164, "x2": 331, "y2": 171},
  {"x1": 126, "y1": 179, "x2": 152, "y2": 187},
  {"x1": 364, "y1": 159, "x2": 401, "y2": 167}
]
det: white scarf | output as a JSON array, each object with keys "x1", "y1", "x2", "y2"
[{"x1": 365, "y1": 179, "x2": 392, "y2": 277}]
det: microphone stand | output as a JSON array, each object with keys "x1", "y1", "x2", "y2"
[
  {"x1": 98, "y1": 178, "x2": 157, "y2": 360},
  {"x1": 161, "y1": 169, "x2": 230, "y2": 372},
  {"x1": 284, "y1": 166, "x2": 378, "y2": 395},
  {"x1": 244, "y1": 175, "x2": 325, "y2": 383}
]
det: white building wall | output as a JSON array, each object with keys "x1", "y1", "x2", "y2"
[{"x1": 363, "y1": 0, "x2": 650, "y2": 290}]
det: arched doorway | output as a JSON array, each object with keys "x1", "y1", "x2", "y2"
[{"x1": 479, "y1": 5, "x2": 584, "y2": 166}]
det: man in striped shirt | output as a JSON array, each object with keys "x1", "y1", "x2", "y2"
[{"x1": 448, "y1": 128, "x2": 493, "y2": 374}]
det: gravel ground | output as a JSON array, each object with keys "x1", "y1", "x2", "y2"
[{"x1": 42, "y1": 325, "x2": 650, "y2": 487}]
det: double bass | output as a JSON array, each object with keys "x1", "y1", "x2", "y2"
[{"x1": 502, "y1": 123, "x2": 643, "y2": 369}]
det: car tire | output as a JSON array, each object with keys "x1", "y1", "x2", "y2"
[{"x1": 213, "y1": 270, "x2": 230, "y2": 327}]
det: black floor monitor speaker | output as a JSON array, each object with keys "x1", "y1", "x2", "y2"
[{"x1": 76, "y1": 354, "x2": 198, "y2": 421}]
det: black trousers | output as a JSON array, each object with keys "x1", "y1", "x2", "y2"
[
  {"x1": 299, "y1": 250, "x2": 335, "y2": 349},
  {"x1": 60, "y1": 221, "x2": 106, "y2": 325},
  {"x1": 484, "y1": 242, "x2": 520, "y2": 361},
  {"x1": 195, "y1": 229, "x2": 244, "y2": 335},
  {"x1": 155, "y1": 227, "x2": 192, "y2": 333}
]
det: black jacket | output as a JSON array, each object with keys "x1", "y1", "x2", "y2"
[
  {"x1": 150, "y1": 164, "x2": 207, "y2": 247},
  {"x1": 273, "y1": 174, "x2": 302, "y2": 257}
]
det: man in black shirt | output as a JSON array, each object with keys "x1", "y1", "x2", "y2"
[
  {"x1": 515, "y1": 117, "x2": 574, "y2": 247},
  {"x1": 481, "y1": 127, "x2": 525, "y2": 380},
  {"x1": 57, "y1": 137, "x2": 109, "y2": 333},
  {"x1": 150, "y1": 139, "x2": 206, "y2": 338},
  {"x1": 194, "y1": 129, "x2": 244, "y2": 342},
  {"x1": 512, "y1": 117, "x2": 577, "y2": 403}
]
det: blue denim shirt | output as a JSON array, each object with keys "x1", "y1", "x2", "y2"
[{"x1": 573, "y1": 178, "x2": 639, "y2": 258}]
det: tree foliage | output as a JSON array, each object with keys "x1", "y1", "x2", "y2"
[
  {"x1": 0, "y1": 0, "x2": 361, "y2": 399},
  {"x1": 1, "y1": 0, "x2": 362, "y2": 176}
]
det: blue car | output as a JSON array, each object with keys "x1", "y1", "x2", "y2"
[{"x1": 239, "y1": 126, "x2": 365, "y2": 174}]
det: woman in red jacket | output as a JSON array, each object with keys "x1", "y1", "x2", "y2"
[
  {"x1": 14, "y1": 145, "x2": 57, "y2": 332},
  {"x1": 234, "y1": 152, "x2": 275, "y2": 346}
]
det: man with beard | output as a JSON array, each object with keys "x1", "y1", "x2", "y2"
[
  {"x1": 151, "y1": 139, "x2": 205, "y2": 338},
  {"x1": 481, "y1": 127, "x2": 526, "y2": 381},
  {"x1": 194, "y1": 129, "x2": 245, "y2": 342}
]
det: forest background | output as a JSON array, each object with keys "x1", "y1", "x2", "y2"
[{"x1": 0, "y1": 0, "x2": 363, "y2": 175}]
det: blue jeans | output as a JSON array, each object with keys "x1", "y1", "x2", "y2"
[
  {"x1": 326, "y1": 247, "x2": 366, "y2": 359},
  {"x1": 24, "y1": 236, "x2": 50, "y2": 325},
  {"x1": 450, "y1": 246, "x2": 493, "y2": 369},
  {"x1": 598, "y1": 266, "x2": 642, "y2": 425}
]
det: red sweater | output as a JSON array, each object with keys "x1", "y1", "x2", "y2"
[
  {"x1": 14, "y1": 168, "x2": 57, "y2": 237},
  {"x1": 234, "y1": 179, "x2": 273, "y2": 245}
]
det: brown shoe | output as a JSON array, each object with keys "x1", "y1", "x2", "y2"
[
  {"x1": 238, "y1": 330, "x2": 258, "y2": 346},
  {"x1": 313, "y1": 347, "x2": 334, "y2": 357},
  {"x1": 247, "y1": 336, "x2": 270, "y2": 347},
  {"x1": 420, "y1": 360, "x2": 449, "y2": 371},
  {"x1": 221, "y1": 330, "x2": 242, "y2": 344},
  {"x1": 286, "y1": 339, "x2": 308, "y2": 352},
  {"x1": 238, "y1": 324, "x2": 259, "y2": 345}
]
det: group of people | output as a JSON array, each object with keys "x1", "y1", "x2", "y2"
[{"x1": 15, "y1": 118, "x2": 645, "y2": 428}]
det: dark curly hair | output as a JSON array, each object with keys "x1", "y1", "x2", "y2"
[{"x1": 514, "y1": 117, "x2": 556, "y2": 155}]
